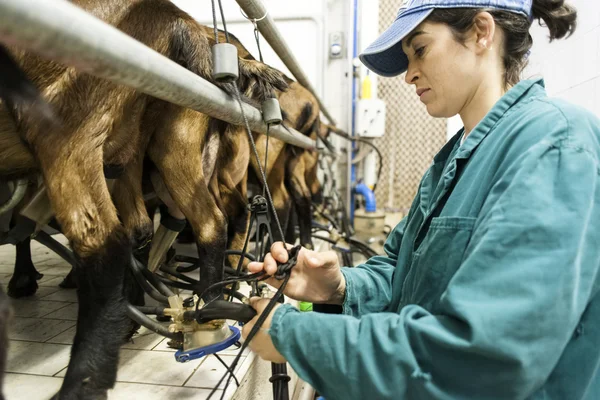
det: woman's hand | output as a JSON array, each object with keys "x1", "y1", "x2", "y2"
[
  {"x1": 247, "y1": 242, "x2": 346, "y2": 304},
  {"x1": 241, "y1": 297, "x2": 286, "y2": 364}
]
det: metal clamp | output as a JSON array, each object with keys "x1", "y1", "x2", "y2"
[
  {"x1": 262, "y1": 98, "x2": 283, "y2": 125},
  {"x1": 212, "y1": 43, "x2": 239, "y2": 83}
]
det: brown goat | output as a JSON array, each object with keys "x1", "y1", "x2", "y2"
[
  {"x1": 0, "y1": 0, "x2": 286, "y2": 398},
  {"x1": 0, "y1": 42, "x2": 54, "y2": 400},
  {"x1": 136, "y1": 31, "x2": 287, "y2": 297},
  {"x1": 214, "y1": 30, "x2": 325, "y2": 248},
  {"x1": 134, "y1": 30, "x2": 321, "y2": 283},
  {"x1": 249, "y1": 80, "x2": 323, "y2": 249}
]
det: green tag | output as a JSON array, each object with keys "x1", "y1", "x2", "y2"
[{"x1": 299, "y1": 302, "x2": 313, "y2": 312}]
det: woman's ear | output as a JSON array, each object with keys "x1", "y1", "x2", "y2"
[{"x1": 472, "y1": 11, "x2": 496, "y2": 52}]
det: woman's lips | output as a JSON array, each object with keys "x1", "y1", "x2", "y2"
[{"x1": 416, "y1": 88, "x2": 430, "y2": 98}]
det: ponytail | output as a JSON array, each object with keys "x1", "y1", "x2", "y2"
[{"x1": 532, "y1": 0, "x2": 577, "y2": 40}]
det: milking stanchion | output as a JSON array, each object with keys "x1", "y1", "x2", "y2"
[
  {"x1": 0, "y1": 0, "x2": 339, "y2": 398},
  {"x1": 117, "y1": 2, "x2": 302, "y2": 397}
]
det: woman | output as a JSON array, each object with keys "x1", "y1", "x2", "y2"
[{"x1": 243, "y1": 0, "x2": 600, "y2": 399}]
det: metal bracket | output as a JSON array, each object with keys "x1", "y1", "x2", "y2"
[{"x1": 248, "y1": 195, "x2": 273, "y2": 261}]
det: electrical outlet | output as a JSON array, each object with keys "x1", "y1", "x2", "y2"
[
  {"x1": 356, "y1": 99, "x2": 386, "y2": 137},
  {"x1": 329, "y1": 31, "x2": 345, "y2": 59}
]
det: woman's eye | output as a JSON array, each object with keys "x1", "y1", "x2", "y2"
[{"x1": 415, "y1": 46, "x2": 425, "y2": 57}]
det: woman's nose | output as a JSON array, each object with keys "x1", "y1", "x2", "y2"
[{"x1": 405, "y1": 63, "x2": 419, "y2": 85}]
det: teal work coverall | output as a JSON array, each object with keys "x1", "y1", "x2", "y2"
[{"x1": 269, "y1": 79, "x2": 600, "y2": 399}]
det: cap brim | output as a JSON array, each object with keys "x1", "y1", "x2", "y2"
[{"x1": 359, "y1": 8, "x2": 434, "y2": 77}]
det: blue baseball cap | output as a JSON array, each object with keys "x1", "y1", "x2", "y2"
[{"x1": 359, "y1": 0, "x2": 533, "y2": 77}]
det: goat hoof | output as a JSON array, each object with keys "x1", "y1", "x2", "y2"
[
  {"x1": 124, "y1": 324, "x2": 141, "y2": 344},
  {"x1": 7, "y1": 272, "x2": 39, "y2": 298},
  {"x1": 59, "y1": 270, "x2": 77, "y2": 289}
]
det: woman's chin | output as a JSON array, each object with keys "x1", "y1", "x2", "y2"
[{"x1": 425, "y1": 103, "x2": 452, "y2": 119}]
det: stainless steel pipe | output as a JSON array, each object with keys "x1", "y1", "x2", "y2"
[
  {"x1": 0, "y1": 0, "x2": 315, "y2": 149},
  {"x1": 236, "y1": 0, "x2": 338, "y2": 126}
]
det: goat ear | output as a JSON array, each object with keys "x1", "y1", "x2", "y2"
[
  {"x1": 237, "y1": 59, "x2": 288, "y2": 102},
  {"x1": 320, "y1": 123, "x2": 335, "y2": 137},
  {"x1": 169, "y1": 19, "x2": 212, "y2": 81},
  {"x1": 0, "y1": 45, "x2": 56, "y2": 125}
]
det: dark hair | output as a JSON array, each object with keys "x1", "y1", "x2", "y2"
[{"x1": 427, "y1": 0, "x2": 577, "y2": 87}]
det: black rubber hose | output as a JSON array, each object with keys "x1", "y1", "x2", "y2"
[
  {"x1": 224, "y1": 266, "x2": 247, "y2": 276},
  {"x1": 311, "y1": 234, "x2": 338, "y2": 245},
  {"x1": 158, "y1": 268, "x2": 247, "y2": 290},
  {"x1": 222, "y1": 288, "x2": 248, "y2": 302},
  {"x1": 160, "y1": 265, "x2": 198, "y2": 284},
  {"x1": 174, "y1": 255, "x2": 200, "y2": 273},
  {"x1": 347, "y1": 237, "x2": 378, "y2": 258},
  {"x1": 155, "y1": 276, "x2": 247, "y2": 304},
  {"x1": 136, "y1": 306, "x2": 167, "y2": 317},
  {"x1": 129, "y1": 256, "x2": 169, "y2": 305},
  {"x1": 312, "y1": 221, "x2": 332, "y2": 233},
  {"x1": 34, "y1": 230, "x2": 77, "y2": 267},
  {"x1": 224, "y1": 250, "x2": 257, "y2": 262},
  {"x1": 126, "y1": 303, "x2": 182, "y2": 341},
  {"x1": 136, "y1": 259, "x2": 176, "y2": 298},
  {"x1": 185, "y1": 300, "x2": 256, "y2": 324},
  {"x1": 314, "y1": 208, "x2": 340, "y2": 232},
  {"x1": 157, "y1": 276, "x2": 196, "y2": 291},
  {"x1": 356, "y1": 138, "x2": 383, "y2": 192}
]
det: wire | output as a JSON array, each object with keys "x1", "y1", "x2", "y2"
[
  {"x1": 254, "y1": 28, "x2": 265, "y2": 63},
  {"x1": 327, "y1": 128, "x2": 385, "y2": 192},
  {"x1": 210, "y1": 0, "x2": 219, "y2": 44},
  {"x1": 214, "y1": 354, "x2": 240, "y2": 387},
  {"x1": 231, "y1": 84, "x2": 285, "y2": 242},
  {"x1": 239, "y1": 7, "x2": 269, "y2": 23},
  {"x1": 356, "y1": 138, "x2": 383, "y2": 192},
  {"x1": 217, "y1": 0, "x2": 230, "y2": 43},
  {"x1": 207, "y1": 2, "x2": 294, "y2": 398},
  {"x1": 263, "y1": 125, "x2": 270, "y2": 197},
  {"x1": 208, "y1": 273, "x2": 291, "y2": 400}
]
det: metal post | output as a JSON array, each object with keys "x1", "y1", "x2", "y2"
[
  {"x1": 0, "y1": 0, "x2": 315, "y2": 150},
  {"x1": 236, "y1": 0, "x2": 338, "y2": 127}
]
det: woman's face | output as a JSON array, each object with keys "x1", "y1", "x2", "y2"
[{"x1": 401, "y1": 21, "x2": 483, "y2": 118}]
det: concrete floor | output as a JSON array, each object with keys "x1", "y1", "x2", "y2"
[{"x1": 0, "y1": 235, "x2": 254, "y2": 400}]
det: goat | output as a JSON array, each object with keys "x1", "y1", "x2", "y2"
[
  {"x1": 0, "y1": 41, "x2": 56, "y2": 400},
  {"x1": 0, "y1": 0, "x2": 286, "y2": 398},
  {"x1": 212, "y1": 30, "x2": 325, "y2": 249}
]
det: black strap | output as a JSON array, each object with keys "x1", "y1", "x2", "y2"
[{"x1": 159, "y1": 205, "x2": 186, "y2": 232}]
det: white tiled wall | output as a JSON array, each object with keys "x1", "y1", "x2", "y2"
[{"x1": 523, "y1": 0, "x2": 600, "y2": 117}]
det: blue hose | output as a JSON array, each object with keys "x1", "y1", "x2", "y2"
[{"x1": 355, "y1": 183, "x2": 376, "y2": 212}]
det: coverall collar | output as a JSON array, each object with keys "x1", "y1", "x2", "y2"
[{"x1": 423, "y1": 78, "x2": 546, "y2": 215}]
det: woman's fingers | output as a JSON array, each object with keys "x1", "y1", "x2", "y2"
[
  {"x1": 301, "y1": 249, "x2": 339, "y2": 269},
  {"x1": 247, "y1": 261, "x2": 263, "y2": 273},
  {"x1": 247, "y1": 253, "x2": 279, "y2": 276},
  {"x1": 263, "y1": 252, "x2": 279, "y2": 276},
  {"x1": 270, "y1": 242, "x2": 291, "y2": 263}
]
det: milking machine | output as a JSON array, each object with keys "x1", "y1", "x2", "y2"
[{"x1": 0, "y1": 1, "x2": 383, "y2": 398}]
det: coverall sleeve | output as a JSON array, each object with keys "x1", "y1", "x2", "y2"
[
  {"x1": 269, "y1": 143, "x2": 600, "y2": 400},
  {"x1": 340, "y1": 217, "x2": 406, "y2": 317}
]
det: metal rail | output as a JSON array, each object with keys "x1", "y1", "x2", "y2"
[
  {"x1": 236, "y1": 0, "x2": 338, "y2": 126},
  {"x1": 0, "y1": 0, "x2": 315, "y2": 149}
]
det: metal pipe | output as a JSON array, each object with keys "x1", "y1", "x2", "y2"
[
  {"x1": 235, "y1": 0, "x2": 337, "y2": 126},
  {"x1": 0, "y1": 0, "x2": 315, "y2": 150},
  {"x1": 20, "y1": 185, "x2": 54, "y2": 233}
]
